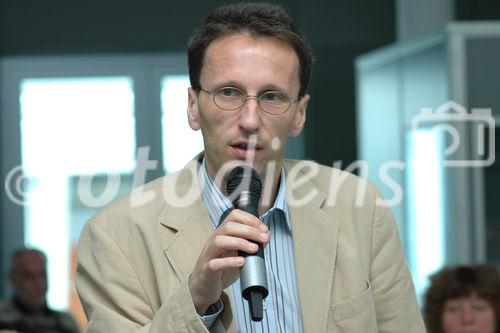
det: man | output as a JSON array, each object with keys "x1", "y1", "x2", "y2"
[
  {"x1": 0, "y1": 249, "x2": 80, "y2": 333},
  {"x1": 76, "y1": 3, "x2": 425, "y2": 332}
]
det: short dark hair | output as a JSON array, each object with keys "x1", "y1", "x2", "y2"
[
  {"x1": 187, "y1": 2, "x2": 314, "y2": 97},
  {"x1": 10, "y1": 248, "x2": 47, "y2": 275},
  {"x1": 423, "y1": 265, "x2": 500, "y2": 333}
]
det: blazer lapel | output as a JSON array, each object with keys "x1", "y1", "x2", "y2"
[
  {"x1": 162, "y1": 199, "x2": 212, "y2": 280},
  {"x1": 160, "y1": 159, "x2": 236, "y2": 332},
  {"x1": 285, "y1": 162, "x2": 339, "y2": 333},
  {"x1": 160, "y1": 159, "x2": 212, "y2": 280}
]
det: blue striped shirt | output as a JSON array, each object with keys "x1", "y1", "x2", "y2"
[{"x1": 198, "y1": 160, "x2": 304, "y2": 333}]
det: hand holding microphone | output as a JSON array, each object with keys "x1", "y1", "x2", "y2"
[{"x1": 188, "y1": 166, "x2": 270, "y2": 320}]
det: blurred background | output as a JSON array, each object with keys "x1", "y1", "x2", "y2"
[{"x1": 0, "y1": 0, "x2": 499, "y2": 329}]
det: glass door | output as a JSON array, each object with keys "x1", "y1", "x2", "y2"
[{"x1": 405, "y1": 127, "x2": 447, "y2": 302}]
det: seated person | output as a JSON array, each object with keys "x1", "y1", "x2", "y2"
[
  {"x1": 423, "y1": 265, "x2": 500, "y2": 333},
  {"x1": 0, "y1": 248, "x2": 80, "y2": 333}
]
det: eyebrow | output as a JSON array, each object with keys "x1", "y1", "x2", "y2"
[{"x1": 211, "y1": 80, "x2": 291, "y2": 95}]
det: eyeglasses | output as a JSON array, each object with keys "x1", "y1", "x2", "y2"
[{"x1": 198, "y1": 86, "x2": 299, "y2": 115}]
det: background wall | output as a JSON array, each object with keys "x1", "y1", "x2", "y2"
[
  {"x1": 456, "y1": 0, "x2": 500, "y2": 20},
  {"x1": 1, "y1": 0, "x2": 500, "y2": 178},
  {"x1": 0, "y1": 0, "x2": 397, "y2": 167}
]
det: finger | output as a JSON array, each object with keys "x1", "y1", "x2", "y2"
[
  {"x1": 261, "y1": 229, "x2": 271, "y2": 245},
  {"x1": 205, "y1": 235, "x2": 259, "y2": 258},
  {"x1": 223, "y1": 209, "x2": 268, "y2": 232},
  {"x1": 217, "y1": 221, "x2": 267, "y2": 244},
  {"x1": 206, "y1": 256, "x2": 245, "y2": 272}
]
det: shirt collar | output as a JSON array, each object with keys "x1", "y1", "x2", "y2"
[{"x1": 198, "y1": 159, "x2": 291, "y2": 232}]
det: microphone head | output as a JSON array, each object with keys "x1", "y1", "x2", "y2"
[{"x1": 226, "y1": 166, "x2": 262, "y2": 198}]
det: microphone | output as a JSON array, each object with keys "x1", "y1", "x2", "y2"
[{"x1": 226, "y1": 166, "x2": 268, "y2": 321}]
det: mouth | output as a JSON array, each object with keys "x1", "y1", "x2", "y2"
[
  {"x1": 231, "y1": 142, "x2": 263, "y2": 150},
  {"x1": 230, "y1": 141, "x2": 263, "y2": 159},
  {"x1": 231, "y1": 140, "x2": 263, "y2": 150}
]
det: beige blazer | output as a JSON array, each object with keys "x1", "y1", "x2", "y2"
[{"x1": 76, "y1": 159, "x2": 425, "y2": 332}]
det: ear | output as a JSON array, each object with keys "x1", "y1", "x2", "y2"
[
  {"x1": 289, "y1": 94, "x2": 309, "y2": 137},
  {"x1": 187, "y1": 87, "x2": 201, "y2": 131}
]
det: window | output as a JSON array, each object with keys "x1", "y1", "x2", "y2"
[
  {"x1": 406, "y1": 128, "x2": 446, "y2": 302},
  {"x1": 20, "y1": 77, "x2": 136, "y2": 309},
  {"x1": 161, "y1": 75, "x2": 203, "y2": 173}
]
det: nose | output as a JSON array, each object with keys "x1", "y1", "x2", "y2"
[
  {"x1": 461, "y1": 306, "x2": 474, "y2": 324},
  {"x1": 238, "y1": 97, "x2": 261, "y2": 132}
]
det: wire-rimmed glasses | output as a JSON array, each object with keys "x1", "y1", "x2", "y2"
[{"x1": 198, "y1": 86, "x2": 299, "y2": 115}]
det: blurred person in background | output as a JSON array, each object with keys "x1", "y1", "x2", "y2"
[
  {"x1": 424, "y1": 265, "x2": 500, "y2": 333},
  {"x1": 0, "y1": 248, "x2": 79, "y2": 333}
]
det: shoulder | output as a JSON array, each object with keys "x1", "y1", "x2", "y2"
[
  {"x1": 0, "y1": 300, "x2": 21, "y2": 322},
  {"x1": 283, "y1": 159, "x2": 379, "y2": 207},
  {"x1": 86, "y1": 160, "x2": 201, "y2": 233},
  {"x1": 282, "y1": 159, "x2": 390, "y2": 248}
]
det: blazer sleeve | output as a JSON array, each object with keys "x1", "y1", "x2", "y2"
[
  {"x1": 76, "y1": 221, "x2": 210, "y2": 333},
  {"x1": 369, "y1": 190, "x2": 426, "y2": 333}
]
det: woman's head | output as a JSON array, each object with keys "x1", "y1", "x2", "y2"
[{"x1": 424, "y1": 265, "x2": 500, "y2": 333}]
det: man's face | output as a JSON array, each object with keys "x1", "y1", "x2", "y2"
[
  {"x1": 9, "y1": 252, "x2": 48, "y2": 307},
  {"x1": 441, "y1": 294, "x2": 497, "y2": 333},
  {"x1": 188, "y1": 33, "x2": 309, "y2": 183}
]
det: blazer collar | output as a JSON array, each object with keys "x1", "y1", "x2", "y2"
[
  {"x1": 160, "y1": 156, "x2": 212, "y2": 278},
  {"x1": 160, "y1": 156, "x2": 236, "y2": 332},
  {"x1": 284, "y1": 160, "x2": 339, "y2": 333}
]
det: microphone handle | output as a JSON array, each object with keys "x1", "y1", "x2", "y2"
[{"x1": 235, "y1": 196, "x2": 268, "y2": 322}]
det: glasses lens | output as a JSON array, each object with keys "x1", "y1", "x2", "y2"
[
  {"x1": 259, "y1": 91, "x2": 290, "y2": 114},
  {"x1": 214, "y1": 87, "x2": 245, "y2": 110}
]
